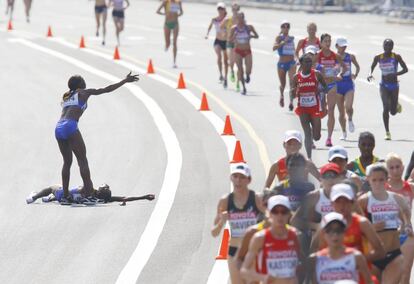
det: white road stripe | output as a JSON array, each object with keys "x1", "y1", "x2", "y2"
[{"x1": 9, "y1": 37, "x2": 183, "y2": 284}]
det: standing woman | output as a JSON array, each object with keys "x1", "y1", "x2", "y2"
[
  {"x1": 315, "y1": 33, "x2": 345, "y2": 147},
  {"x1": 358, "y1": 163, "x2": 412, "y2": 283},
  {"x1": 229, "y1": 12, "x2": 258, "y2": 95},
  {"x1": 156, "y1": 0, "x2": 183, "y2": 68},
  {"x1": 23, "y1": 0, "x2": 32, "y2": 22},
  {"x1": 367, "y1": 39, "x2": 408, "y2": 140},
  {"x1": 291, "y1": 54, "x2": 327, "y2": 159},
  {"x1": 273, "y1": 20, "x2": 296, "y2": 111},
  {"x1": 205, "y1": 2, "x2": 228, "y2": 87},
  {"x1": 55, "y1": 72, "x2": 139, "y2": 202},
  {"x1": 109, "y1": 0, "x2": 130, "y2": 46},
  {"x1": 94, "y1": 0, "x2": 108, "y2": 45},
  {"x1": 335, "y1": 37, "x2": 360, "y2": 135}
]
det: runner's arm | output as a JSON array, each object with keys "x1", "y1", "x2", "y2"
[
  {"x1": 307, "y1": 254, "x2": 318, "y2": 284},
  {"x1": 307, "y1": 160, "x2": 321, "y2": 181},
  {"x1": 249, "y1": 25, "x2": 258, "y2": 39},
  {"x1": 355, "y1": 252, "x2": 374, "y2": 284},
  {"x1": 360, "y1": 217, "x2": 386, "y2": 262},
  {"x1": 84, "y1": 72, "x2": 139, "y2": 96},
  {"x1": 205, "y1": 19, "x2": 214, "y2": 39},
  {"x1": 351, "y1": 54, "x2": 360, "y2": 79},
  {"x1": 255, "y1": 194, "x2": 266, "y2": 213},
  {"x1": 111, "y1": 194, "x2": 155, "y2": 203},
  {"x1": 367, "y1": 55, "x2": 379, "y2": 81},
  {"x1": 405, "y1": 151, "x2": 414, "y2": 180},
  {"x1": 236, "y1": 226, "x2": 257, "y2": 266},
  {"x1": 156, "y1": 1, "x2": 166, "y2": 15},
  {"x1": 178, "y1": 2, "x2": 183, "y2": 16},
  {"x1": 211, "y1": 197, "x2": 228, "y2": 237},
  {"x1": 396, "y1": 54, "x2": 408, "y2": 76},
  {"x1": 240, "y1": 234, "x2": 272, "y2": 283},
  {"x1": 336, "y1": 53, "x2": 347, "y2": 78},
  {"x1": 309, "y1": 228, "x2": 323, "y2": 253},
  {"x1": 124, "y1": 0, "x2": 130, "y2": 10},
  {"x1": 394, "y1": 194, "x2": 413, "y2": 235},
  {"x1": 295, "y1": 39, "x2": 304, "y2": 58},
  {"x1": 229, "y1": 26, "x2": 236, "y2": 43},
  {"x1": 264, "y1": 162, "x2": 279, "y2": 189},
  {"x1": 272, "y1": 35, "x2": 283, "y2": 51},
  {"x1": 290, "y1": 74, "x2": 298, "y2": 99}
]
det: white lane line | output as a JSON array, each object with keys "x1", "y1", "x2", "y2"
[
  {"x1": 9, "y1": 38, "x2": 183, "y2": 284},
  {"x1": 356, "y1": 78, "x2": 414, "y2": 106}
]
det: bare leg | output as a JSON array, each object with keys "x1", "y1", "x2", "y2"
[
  {"x1": 32, "y1": 188, "x2": 54, "y2": 201},
  {"x1": 288, "y1": 64, "x2": 296, "y2": 107},
  {"x1": 164, "y1": 25, "x2": 171, "y2": 51},
  {"x1": 228, "y1": 256, "x2": 244, "y2": 284},
  {"x1": 336, "y1": 94, "x2": 347, "y2": 133},
  {"x1": 24, "y1": 0, "x2": 32, "y2": 22},
  {"x1": 380, "y1": 87, "x2": 391, "y2": 133},
  {"x1": 68, "y1": 131, "x2": 94, "y2": 197},
  {"x1": 102, "y1": 11, "x2": 107, "y2": 44},
  {"x1": 299, "y1": 113, "x2": 313, "y2": 159},
  {"x1": 278, "y1": 67, "x2": 287, "y2": 107},
  {"x1": 245, "y1": 53, "x2": 252, "y2": 81},
  {"x1": 57, "y1": 139, "x2": 73, "y2": 197},
  {"x1": 344, "y1": 90, "x2": 354, "y2": 121},
  {"x1": 95, "y1": 12, "x2": 101, "y2": 36},
  {"x1": 381, "y1": 254, "x2": 404, "y2": 284},
  {"x1": 214, "y1": 44, "x2": 223, "y2": 78},
  {"x1": 172, "y1": 24, "x2": 179, "y2": 66},
  {"x1": 235, "y1": 53, "x2": 245, "y2": 94},
  {"x1": 223, "y1": 48, "x2": 229, "y2": 81},
  {"x1": 401, "y1": 237, "x2": 414, "y2": 284},
  {"x1": 326, "y1": 87, "x2": 337, "y2": 140}
]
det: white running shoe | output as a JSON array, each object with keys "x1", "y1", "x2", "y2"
[
  {"x1": 348, "y1": 120, "x2": 355, "y2": 133},
  {"x1": 42, "y1": 193, "x2": 55, "y2": 203},
  {"x1": 340, "y1": 132, "x2": 347, "y2": 141},
  {"x1": 26, "y1": 192, "x2": 37, "y2": 204}
]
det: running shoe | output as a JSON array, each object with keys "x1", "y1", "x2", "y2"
[
  {"x1": 230, "y1": 71, "x2": 235, "y2": 83},
  {"x1": 102, "y1": 40, "x2": 105, "y2": 46},
  {"x1": 241, "y1": 88, "x2": 247, "y2": 95},
  {"x1": 42, "y1": 193, "x2": 55, "y2": 203},
  {"x1": 236, "y1": 82, "x2": 240, "y2": 92},
  {"x1": 397, "y1": 103, "x2": 402, "y2": 113},
  {"x1": 348, "y1": 120, "x2": 355, "y2": 133},
  {"x1": 340, "y1": 132, "x2": 347, "y2": 141},
  {"x1": 312, "y1": 142, "x2": 316, "y2": 149},
  {"x1": 288, "y1": 102, "x2": 294, "y2": 111},
  {"x1": 325, "y1": 138, "x2": 333, "y2": 147},
  {"x1": 245, "y1": 74, "x2": 250, "y2": 84},
  {"x1": 26, "y1": 192, "x2": 37, "y2": 204},
  {"x1": 173, "y1": 63, "x2": 177, "y2": 69},
  {"x1": 219, "y1": 75, "x2": 224, "y2": 83},
  {"x1": 223, "y1": 79, "x2": 228, "y2": 89},
  {"x1": 385, "y1": 132, "x2": 392, "y2": 140}
]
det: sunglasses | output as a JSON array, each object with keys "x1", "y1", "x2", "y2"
[
  {"x1": 325, "y1": 226, "x2": 345, "y2": 235},
  {"x1": 322, "y1": 172, "x2": 339, "y2": 179},
  {"x1": 281, "y1": 24, "x2": 290, "y2": 29},
  {"x1": 271, "y1": 207, "x2": 289, "y2": 215}
]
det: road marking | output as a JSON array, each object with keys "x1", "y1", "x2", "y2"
[{"x1": 9, "y1": 37, "x2": 183, "y2": 284}]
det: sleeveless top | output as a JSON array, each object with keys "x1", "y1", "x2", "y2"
[
  {"x1": 227, "y1": 190, "x2": 260, "y2": 238},
  {"x1": 351, "y1": 156, "x2": 380, "y2": 178},
  {"x1": 340, "y1": 53, "x2": 352, "y2": 80},
  {"x1": 379, "y1": 53, "x2": 398, "y2": 77},
  {"x1": 296, "y1": 69, "x2": 319, "y2": 108},
  {"x1": 386, "y1": 181, "x2": 413, "y2": 211},
  {"x1": 315, "y1": 188, "x2": 334, "y2": 218},
  {"x1": 277, "y1": 179, "x2": 315, "y2": 211},
  {"x1": 213, "y1": 17, "x2": 225, "y2": 35},
  {"x1": 316, "y1": 247, "x2": 359, "y2": 284},
  {"x1": 112, "y1": 0, "x2": 124, "y2": 10},
  {"x1": 318, "y1": 50, "x2": 338, "y2": 78},
  {"x1": 256, "y1": 227, "x2": 300, "y2": 278},
  {"x1": 55, "y1": 187, "x2": 82, "y2": 202},
  {"x1": 300, "y1": 37, "x2": 320, "y2": 53},
  {"x1": 366, "y1": 191, "x2": 400, "y2": 231},
  {"x1": 167, "y1": 0, "x2": 181, "y2": 14},
  {"x1": 278, "y1": 35, "x2": 295, "y2": 56},
  {"x1": 62, "y1": 91, "x2": 87, "y2": 112},
  {"x1": 276, "y1": 157, "x2": 288, "y2": 181},
  {"x1": 234, "y1": 26, "x2": 250, "y2": 45}
]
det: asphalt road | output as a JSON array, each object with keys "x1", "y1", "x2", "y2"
[{"x1": 1, "y1": 0, "x2": 413, "y2": 283}]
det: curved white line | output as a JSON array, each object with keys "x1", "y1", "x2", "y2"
[{"x1": 11, "y1": 38, "x2": 183, "y2": 284}]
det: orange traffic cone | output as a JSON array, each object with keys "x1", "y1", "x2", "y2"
[
  {"x1": 7, "y1": 20, "x2": 13, "y2": 31},
  {"x1": 47, "y1": 26, "x2": 53, "y2": 37},
  {"x1": 199, "y1": 93, "x2": 210, "y2": 111},
  {"x1": 113, "y1": 46, "x2": 121, "y2": 60},
  {"x1": 79, "y1": 36, "x2": 86, "y2": 48},
  {"x1": 215, "y1": 228, "x2": 230, "y2": 260},
  {"x1": 222, "y1": 115, "x2": 235, "y2": 136},
  {"x1": 231, "y1": 141, "x2": 246, "y2": 163},
  {"x1": 177, "y1": 73, "x2": 186, "y2": 89},
  {"x1": 147, "y1": 59, "x2": 155, "y2": 74}
]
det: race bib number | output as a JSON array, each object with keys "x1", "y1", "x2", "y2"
[
  {"x1": 300, "y1": 95, "x2": 317, "y2": 107},
  {"x1": 372, "y1": 212, "x2": 399, "y2": 229},
  {"x1": 229, "y1": 218, "x2": 257, "y2": 238},
  {"x1": 266, "y1": 251, "x2": 298, "y2": 278}
]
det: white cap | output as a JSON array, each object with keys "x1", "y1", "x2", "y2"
[
  {"x1": 304, "y1": 45, "x2": 317, "y2": 55},
  {"x1": 267, "y1": 195, "x2": 291, "y2": 211},
  {"x1": 217, "y1": 2, "x2": 226, "y2": 9},
  {"x1": 336, "y1": 37, "x2": 348, "y2": 47},
  {"x1": 322, "y1": 212, "x2": 347, "y2": 229},
  {"x1": 230, "y1": 163, "x2": 251, "y2": 177},
  {"x1": 330, "y1": 183, "x2": 355, "y2": 201},
  {"x1": 281, "y1": 19, "x2": 290, "y2": 25},
  {"x1": 284, "y1": 130, "x2": 303, "y2": 143},
  {"x1": 328, "y1": 145, "x2": 348, "y2": 161}
]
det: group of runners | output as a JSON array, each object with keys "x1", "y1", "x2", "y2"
[{"x1": 213, "y1": 129, "x2": 414, "y2": 283}]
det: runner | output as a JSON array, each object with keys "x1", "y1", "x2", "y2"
[
  {"x1": 221, "y1": 3, "x2": 240, "y2": 91},
  {"x1": 55, "y1": 72, "x2": 139, "y2": 202},
  {"x1": 367, "y1": 39, "x2": 408, "y2": 140},
  {"x1": 311, "y1": 183, "x2": 386, "y2": 284},
  {"x1": 309, "y1": 212, "x2": 373, "y2": 284},
  {"x1": 156, "y1": 0, "x2": 183, "y2": 68},
  {"x1": 328, "y1": 145, "x2": 363, "y2": 192},
  {"x1": 405, "y1": 151, "x2": 414, "y2": 181},
  {"x1": 26, "y1": 184, "x2": 155, "y2": 205},
  {"x1": 291, "y1": 54, "x2": 327, "y2": 159},
  {"x1": 271, "y1": 153, "x2": 316, "y2": 212},
  {"x1": 211, "y1": 163, "x2": 265, "y2": 284},
  {"x1": 295, "y1": 22, "x2": 320, "y2": 58},
  {"x1": 94, "y1": 0, "x2": 108, "y2": 45},
  {"x1": 5, "y1": 0, "x2": 14, "y2": 20},
  {"x1": 241, "y1": 195, "x2": 303, "y2": 284},
  {"x1": 264, "y1": 130, "x2": 320, "y2": 190},
  {"x1": 385, "y1": 153, "x2": 414, "y2": 284},
  {"x1": 23, "y1": 0, "x2": 32, "y2": 23},
  {"x1": 347, "y1": 132, "x2": 381, "y2": 193},
  {"x1": 335, "y1": 37, "x2": 360, "y2": 134},
  {"x1": 205, "y1": 2, "x2": 228, "y2": 87},
  {"x1": 358, "y1": 163, "x2": 413, "y2": 283},
  {"x1": 314, "y1": 33, "x2": 346, "y2": 146},
  {"x1": 109, "y1": 0, "x2": 129, "y2": 46},
  {"x1": 229, "y1": 12, "x2": 259, "y2": 95},
  {"x1": 273, "y1": 20, "x2": 296, "y2": 110}
]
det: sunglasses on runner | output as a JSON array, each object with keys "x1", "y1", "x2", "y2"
[
  {"x1": 271, "y1": 207, "x2": 289, "y2": 215},
  {"x1": 322, "y1": 171, "x2": 339, "y2": 179},
  {"x1": 281, "y1": 24, "x2": 290, "y2": 29}
]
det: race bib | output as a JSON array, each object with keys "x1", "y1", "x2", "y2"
[
  {"x1": 300, "y1": 95, "x2": 317, "y2": 107},
  {"x1": 266, "y1": 251, "x2": 298, "y2": 278},
  {"x1": 229, "y1": 217, "x2": 257, "y2": 238}
]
